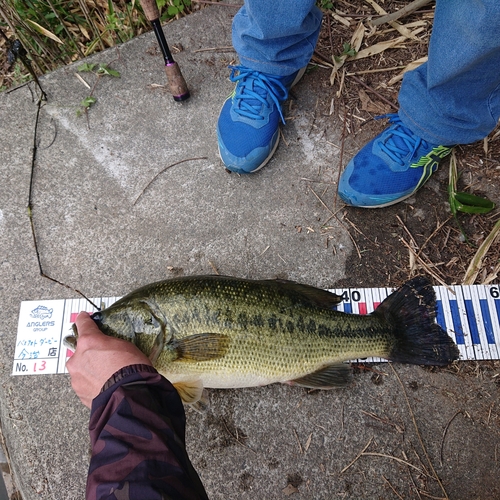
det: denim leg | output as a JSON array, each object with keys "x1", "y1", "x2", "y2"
[
  {"x1": 398, "y1": 0, "x2": 500, "y2": 145},
  {"x1": 232, "y1": 0, "x2": 322, "y2": 76}
]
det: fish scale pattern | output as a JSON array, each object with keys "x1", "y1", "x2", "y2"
[{"x1": 96, "y1": 276, "x2": 394, "y2": 388}]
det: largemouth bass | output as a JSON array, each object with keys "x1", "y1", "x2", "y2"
[{"x1": 67, "y1": 275, "x2": 459, "y2": 405}]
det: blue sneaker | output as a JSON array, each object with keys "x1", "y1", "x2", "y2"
[
  {"x1": 338, "y1": 114, "x2": 453, "y2": 208},
  {"x1": 217, "y1": 65, "x2": 305, "y2": 174}
]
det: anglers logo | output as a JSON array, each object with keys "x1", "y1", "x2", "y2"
[{"x1": 30, "y1": 305, "x2": 53, "y2": 320}]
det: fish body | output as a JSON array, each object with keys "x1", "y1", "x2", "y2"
[{"x1": 68, "y1": 275, "x2": 459, "y2": 404}]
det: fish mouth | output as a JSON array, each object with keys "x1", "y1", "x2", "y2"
[{"x1": 90, "y1": 310, "x2": 134, "y2": 340}]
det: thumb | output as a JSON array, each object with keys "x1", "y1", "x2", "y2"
[{"x1": 74, "y1": 311, "x2": 103, "y2": 338}]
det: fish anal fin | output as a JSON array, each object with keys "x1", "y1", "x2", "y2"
[
  {"x1": 173, "y1": 380, "x2": 204, "y2": 405},
  {"x1": 175, "y1": 333, "x2": 230, "y2": 362},
  {"x1": 188, "y1": 389, "x2": 210, "y2": 413},
  {"x1": 289, "y1": 363, "x2": 352, "y2": 389}
]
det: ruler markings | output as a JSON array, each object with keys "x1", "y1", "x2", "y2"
[
  {"x1": 495, "y1": 296, "x2": 500, "y2": 333},
  {"x1": 463, "y1": 286, "x2": 484, "y2": 359},
  {"x1": 13, "y1": 285, "x2": 500, "y2": 375},
  {"x1": 454, "y1": 285, "x2": 478, "y2": 360},
  {"x1": 471, "y1": 286, "x2": 494, "y2": 359},
  {"x1": 485, "y1": 285, "x2": 499, "y2": 359}
]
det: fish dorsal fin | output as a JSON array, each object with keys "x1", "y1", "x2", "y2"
[
  {"x1": 174, "y1": 333, "x2": 230, "y2": 362},
  {"x1": 264, "y1": 279, "x2": 343, "y2": 309},
  {"x1": 173, "y1": 380, "x2": 204, "y2": 405},
  {"x1": 290, "y1": 363, "x2": 352, "y2": 389}
]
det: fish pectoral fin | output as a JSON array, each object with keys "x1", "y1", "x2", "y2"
[
  {"x1": 174, "y1": 333, "x2": 230, "y2": 362},
  {"x1": 173, "y1": 380, "x2": 204, "y2": 405},
  {"x1": 290, "y1": 363, "x2": 352, "y2": 389}
]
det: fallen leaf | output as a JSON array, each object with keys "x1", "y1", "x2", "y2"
[
  {"x1": 25, "y1": 19, "x2": 63, "y2": 44},
  {"x1": 388, "y1": 56, "x2": 427, "y2": 85},
  {"x1": 282, "y1": 484, "x2": 299, "y2": 496},
  {"x1": 358, "y1": 89, "x2": 390, "y2": 114}
]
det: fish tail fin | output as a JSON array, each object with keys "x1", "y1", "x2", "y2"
[{"x1": 374, "y1": 276, "x2": 459, "y2": 366}]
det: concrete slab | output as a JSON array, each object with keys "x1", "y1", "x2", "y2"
[{"x1": 0, "y1": 5, "x2": 498, "y2": 500}]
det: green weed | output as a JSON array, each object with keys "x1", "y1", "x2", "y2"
[
  {"x1": 76, "y1": 62, "x2": 120, "y2": 118},
  {"x1": 1, "y1": 0, "x2": 194, "y2": 84}
]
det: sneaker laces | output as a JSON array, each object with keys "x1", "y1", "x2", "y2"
[
  {"x1": 376, "y1": 114, "x2": 431, "y2": 167},
  {"x1": 229, "y1": 65, "x2": 289, "y2": 123}
]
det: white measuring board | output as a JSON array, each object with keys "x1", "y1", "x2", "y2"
[{"x1": 12, "y1": 284, "x2": 500, "y2": 375}]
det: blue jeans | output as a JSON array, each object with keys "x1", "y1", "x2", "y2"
[
  {"x1": 232, "y1": 0, "x2": 322, "y2": 77},
  {"x1": 233, "y1": 0, "x2": 500, "y2": 144}
]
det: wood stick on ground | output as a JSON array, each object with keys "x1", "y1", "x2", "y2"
[
  {"x1": 389, "y1": 364, "x2": 450, "y2": 500},
  {"x1": 364, "y1": 0, "x2": 421, "y2": 40},
  {"x1": 440, "y1": 410, "x2": 463, "y2": 466},
  {"x1": 222, "y1": 419, "x2": 257, "y2": 454},
  {"x1": 371, "y1": 0, "x2": 433, "y2": 26},
  {"x1": 417, "y1": 216, "x2": 453, "y2": 260},
  {"x1": 348, "y1": 75, "x2": 398, "y2": 110},
  {"x1": 399, "y1": 238, "x2": 452, "y2": 292},
  {"x1": 338, "y1": 216, "x2": 363, "y2": 259},
  {"x1": 334, "y1": 105, "x2": 348, "y2": 208},
  {"x1": 396, "y1": 214, "x2": 449, "y2": 283},
  {"x1": 341, "y1": 436, "x2": 373, "y2": 473},
  {"x1": 360, "y1": 452, "x2": 428, "y2": 476},
  {"x1": 462, "y1": 219, "x2": 500, "y2": 285},
  {"x1": 382, "y1": 475, "x2": 404, "y2": 500},
  {"x1": 134, "y1": 157, "x2": 207, "y2": 205}
]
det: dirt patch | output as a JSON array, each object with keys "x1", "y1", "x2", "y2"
[{"x1": 307, "y1": 2, "x2": 500, "y2": 288}]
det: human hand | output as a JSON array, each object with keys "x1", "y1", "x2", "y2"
[{"x1": 66, "y1": 311, "x2": 152, "y2": 408}]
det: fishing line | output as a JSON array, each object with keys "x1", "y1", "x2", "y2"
[
  {"x1": 5, "y1": 28, "x2": 102, "y2": 311},
  {"x1": 26, "y1": 88, "x2": 101, "y2": 311}
]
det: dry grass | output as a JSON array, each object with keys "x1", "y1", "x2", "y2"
[{"x1": 0, "y1": 0, "x2": 199, "y2": 90}]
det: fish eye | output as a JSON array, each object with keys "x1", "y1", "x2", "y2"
[
  {"x1": 145, "y1": 315, "x2": 160, "y2": 328},
  {"x1": 92, "y1": 312, "x2": 103, "y2": 323}
]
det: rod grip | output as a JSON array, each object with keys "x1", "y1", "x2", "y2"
[
  {"x1": 165, "y1": 62, "x2": 190, "y2": 101},
  {"x1": 140, "y1": 0, "x2": 160, "y2": 21}
]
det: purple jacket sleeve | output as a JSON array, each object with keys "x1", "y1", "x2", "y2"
[{"x1": 86, "y1": 364, "x2": 208, "y2": 500}]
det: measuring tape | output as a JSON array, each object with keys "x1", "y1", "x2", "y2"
[
  {"x1": 13, "y1": 284, "x2": 500, "y2": 376},
  {"x1": 329, "y1": 284, "x2": 500, "y2": 363}
]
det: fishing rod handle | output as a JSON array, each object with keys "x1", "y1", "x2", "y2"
[
  {"x1": 165, "y1": 62, "x2": 190, "y2": 101},
  {"x1": 140, "y1": 0, "x2": 161, "y2": 21},
  {"x1": 140, "y1": 0, "x2": 190, "y2": 101}
]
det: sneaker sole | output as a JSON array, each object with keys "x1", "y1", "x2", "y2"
[
  {"x1": 344, "y1": 190, "x2": 421, "y2": 209},
  {"x1": 218, "y1": 128, "x2": 280, "y2": 174},
  {"x1": 339, "y1": 147, "x2": 453, "y2": 208}
]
